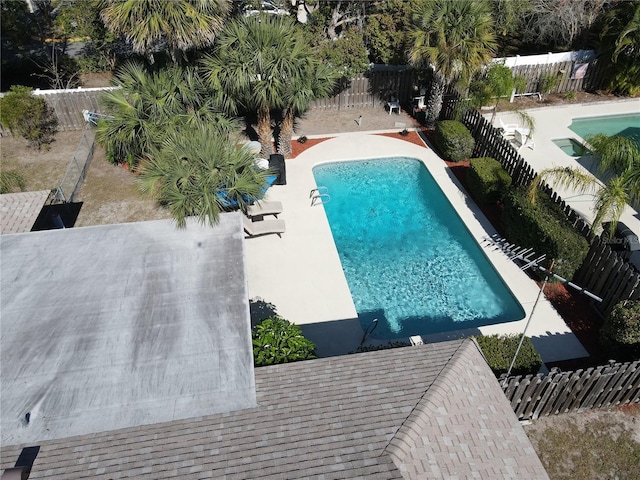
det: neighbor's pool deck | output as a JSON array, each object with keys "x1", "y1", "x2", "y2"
[{"x1": 245, "y1": 99, "x2": 639, "y2": 362}]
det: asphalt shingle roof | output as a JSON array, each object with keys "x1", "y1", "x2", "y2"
[{"x1": 1, "y1": 340, "x2": 548, "y2": 479}]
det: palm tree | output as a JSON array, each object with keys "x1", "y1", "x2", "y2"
[
  {"x1": 596, "y1": 0, "x2": 640, "y2": 95},
  {"x1": 100, "y1": 0, "x2": 230, "y2": 63},
  {"x1": 409, "y1": 0, "x2": 497, "y2": 127},
  {"x1": 96, "y1": 62, "x2": 236, "y2": 169},
  {"x1": 137, "y1": 122, "x2": 271, "y2": 228},
  {"x1": 201, "y1": 15, "x2": 310, "y2": 158},
  {"x1": 528, "y1": 135, "x2": 640, "y2": 235},
  {"x1": 278, "y1": 61, "x2": 338, "y2": 158}
]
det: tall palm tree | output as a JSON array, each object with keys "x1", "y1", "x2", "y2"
[
  {"x1": 278, "y1": 61, "x2": 338, "y2": 157},
  {"x1": 201, "y1": 15, "x2": 310, "y2": 158},
  {"x1": 528, "y1": 135, "x2": 640, "y2": 235},
  {"x1": 409, "y1": 0, "x2": 497, "y2": 127},
  {"x1": 137, "y1": 122, "x2": 271, "y2": 228},
  {"x1": 96, "y1": 62, "x2": 236, "y2": 169},
  {"x1": 100, "y1": 0, "x2": 230, "y2": 63}
]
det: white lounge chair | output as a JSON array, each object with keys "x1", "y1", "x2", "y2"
[
  {"x1": 243, "y1": 216, "x2": 285, "y2": 238},
  {"x1": 247, "y1": 201, "x2": 283, "y2": 220},
  {"x1": 513, "y1": 128, "x2": 535, "y2": 151},
  {"x1": 499, "y1": 118, "x2": 520, "y2": 137}
]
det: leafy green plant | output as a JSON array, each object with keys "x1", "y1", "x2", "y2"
[
  {"x1": 475, "y1": 334, "x2": 542, "y2": 377},
  {"x1": 466, "y1": 157, "x2": 512, "y2": 204},
  {"x1": 252, "y1": 317, "x2": 317, "y2": 366},
  {"x1": 538, "y1": 72, "x2": 560, "y2": 98},
  {"x1": 502, "y1": 187, "x2": 589, "y2": 280},
  {"x1": 601, "y1": 300, "x2": 640, "y2": 360},
  {"x1": 563, "y1": 91, "x2": 577, "y2": 101},
  {"x1": 513, "y1": 74, "x2": 527, "y2": 94},
  {"x1": 434, "y1": 120, "x2": 475, "y2": 162},
  {"x1": 0, "y1": 86, "x2": 58, "y2": 150},
  {"x1": 297, "y1": 135, "x2": 308, "y2": 144}
]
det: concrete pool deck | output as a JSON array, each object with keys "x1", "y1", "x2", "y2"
[
  {"x1": 495, "y1": 98, "x2": 640, "y2": 232},
  {"x1": 244, "y1": 123, "x2": 599, "y2": 363}
]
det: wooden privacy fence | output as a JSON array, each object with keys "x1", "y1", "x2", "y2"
[
  {"x1": 508, "y1": 59, "x2": 606, "y2": 96},
  {"x1": 440, "y1": 95, "x2": 640, "y2": 315},
  {"x1": 309, "y1": 67, "x2": 417, "y2": 111},
  {"x1": 575, "y1": 237, "x2": 640, "y2": 314},
  {"x1": 37, "y1": 87, "x2": 114, "y2": 130},
  {"x1": 501, "y1": 360, "x2": 640, "y2": 421}
]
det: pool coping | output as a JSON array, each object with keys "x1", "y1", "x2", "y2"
[{"x1": 244, "y1": 130, "x2": 590, "y2": 363}]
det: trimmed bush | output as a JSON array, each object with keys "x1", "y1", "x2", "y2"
[
  {"x1": 0, "y1": 85, "x2": 58, "y2": 149},
  {"x1": 502, "y1": 187, "x2": 589, "y2": 280},
  {"x1": 475, "y1": 334, "x2": 542, "y2": 377},
  {"x1": 466, "y1": 157, "x2": 512, "y2": 204},
  {"x1": 252, "y1": 317, "x2": 316, "y2": 366},
  {"x1": 601, "y1": 300, "x2": 640, "y2": 360},
  {"x1": 434, "y1": 120, "x2": 475, "y2": 162}
]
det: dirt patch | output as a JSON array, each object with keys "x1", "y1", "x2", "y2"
[
  {"x1": 524, "y1": 404, "x2": 640, "y2": 480},
  {"x1": 1, "y1": 131, "x2": 78, "y2": 193},
  {"x1": 1, "y1": 128, "x2": 171, "y2": 227},
  {"x1": 290, "y1": 137, "x2": 331, "y2": 158},
  {"x1": 74, "y1": 146, "x2": 171, "y2": 227}
]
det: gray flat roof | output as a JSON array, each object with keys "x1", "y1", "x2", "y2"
[
  {"x1": 0, "y1": 214, "x2": 255, "y2": 445},
  {"x1": 1, "y1": 340, "x2": 549, "y2": 479}
]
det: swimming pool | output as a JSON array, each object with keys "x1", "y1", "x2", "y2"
[
  {"x1": 313, "y1": 157, "x2": 525, "y2": 339},
  {"x1": 569, "y1": 113, "x2": 640, "y2": 149}
]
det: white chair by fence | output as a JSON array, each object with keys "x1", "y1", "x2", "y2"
[
  {"x1": 513, "y1": 128, "x2": 535, "y2": 151},
  {"x1": 499, "y1": 118, "x2": 520, "y2": 137}
]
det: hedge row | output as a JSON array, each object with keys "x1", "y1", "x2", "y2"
[
  {"x1": 475, "y1": 334, "x2": 542, "y2": 377},
  {"x1": 502, "y1": 187, "x2": 589, "y2": 280},
  {"x1": 466, "y1": 157, "x2": 512, "y2": 204}
]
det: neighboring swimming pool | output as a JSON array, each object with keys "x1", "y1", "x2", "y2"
[
  {"x1": 569, "y1": 113, "x2": 640, "y2": 149},
  {"x1": 312, "y1": 157, "x2": 525, "y2": 340}
]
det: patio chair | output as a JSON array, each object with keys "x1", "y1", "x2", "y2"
[
  {"x1": 513, "y1": 128, "x2": 535, "y2": 151},
  {"x1": 247, "y1": 200, "x2": 283, "y2": 220},
  {"x1": 243, "y1": 215, "x2": 285, "y2": 238},
  {"x1": 387, "y1": 100, "x2": 401, "y2": 115},
  {"x1": 499, "y1": 118, "x2": 520, "y2": 137}
]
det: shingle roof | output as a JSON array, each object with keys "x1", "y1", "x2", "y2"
[
  {"x1": 1, "y1": 340, "x2": 548, "y2": 479},
  {"x1": 0, "y1": 191, "x2": 50, "y2": 234}
]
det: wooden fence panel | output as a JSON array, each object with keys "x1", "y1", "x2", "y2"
[
  {"x1": 502, "y1": 361, "x2": 640, "y2": 420},
  {"x1": 509, "y1": 59, "x2": 604, "y2": 95}
]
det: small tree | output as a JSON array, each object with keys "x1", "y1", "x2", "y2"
[
  {"x1": 0, "y1": 86, "x2": 58, "y2": 150},
  {"x1": 469, "y1": 63, "x2": 514, "y2": 124},
  {"x1": 252, "y1": 317, "x2": 316, "y2": 366}
]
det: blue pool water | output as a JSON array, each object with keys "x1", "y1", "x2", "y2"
[
  {"x1": 313, "y1": 157, "x2": 525, "y2": 339},
  {"x1": 569, "y1": 113, "x2": 640, "y2": 149}
]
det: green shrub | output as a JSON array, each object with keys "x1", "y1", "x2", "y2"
[
  {"x1": 601, "y1": 300, "x2": 640, "y2": 360},
  {"x1": 252, "y1": 317, "x2": 316, "y2": 366},
  {"x1": 475, "y1": 334, "x2": 542, "y2": 377},
  {"x1": 466, "y1": 157, "x2": 512, "y2": 204},
  {"x1": 434, "y1": 120, "x2": 475, "y2": 162},
  {"x1": 0, "y1": 85, "x2": 58, "y2": 149},
  {"x1": 502, "y1": 187, "x2": 589, "y2": 280}
]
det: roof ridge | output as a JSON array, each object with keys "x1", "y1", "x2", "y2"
[
  {"x1": 381, "y1": 339, "x2": 470, "y2": 462},
  {"x1": 383, "y1": 339, "x2": 549, "y2": 479}
]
